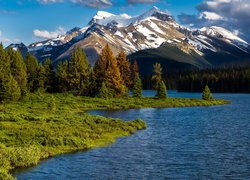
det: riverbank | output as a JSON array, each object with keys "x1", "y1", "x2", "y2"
[{"x1": 0, "y1": 93, "x2": 229, "y2": 179}]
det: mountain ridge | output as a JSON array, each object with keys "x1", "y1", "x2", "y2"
[{"x1": 7, "y1": 7, "x2": 250, "y2": 74}]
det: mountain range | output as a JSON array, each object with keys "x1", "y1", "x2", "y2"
[{"x1": 8, "y1": 6, "x2": 250, "y2": 75}]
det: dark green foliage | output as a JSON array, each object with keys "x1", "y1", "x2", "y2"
[
  {"x1": 152, "y1": 63, "x2": 168, "y2": 98},
  {"x1": 43, "y1": 59, "x2": 56, "y2": 93},
  {"x1": 25, "y1": 53, "x2": 40, "y2": 92},
  {"x1": 56, "y1": 48, "x2": 91, "y2": 96},
  {"x1": 7, "y1": 48, "x2": 27, "y2": 96},
  {"x1": 56, "y1": 61, "x2": 69, "y2": 93},
  {"x1": 97, "y1": 81, "x2": 112, "y2": 98},
  {"x1": 157, "y1": 80, "x2": 167, "y2": 99},
  {"x1": 152, "y1": 63, "x2": 163, "y2": 91},
  {"x1": 202, "y1": 85, "x2": 213, "y2": 100},
  {"x1": 178, "y1": 67, "x2": 250, "y2": 93},
  {"x1": 132, "y1": 73, "x2": 142, "y2": 97},
  {"x1": 1, "y1": 75, "x2": 21, "y2": 102},
  {"x1": 68, "y1": 47, "x2": 91, "y2": 96}
]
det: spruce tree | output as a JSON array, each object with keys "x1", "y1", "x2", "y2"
[
  {"x1": 131, "y1": 60, "x2": 139, "y2": 84},
  {"x1": 37, "y1": 63, "x2": 46, "y2": 92},
  {"x1": 94, "y1": 44, "x2": 125, "y2": 97},
  {"x1": 56, "y1": 61, "x2": 69, "y2": 93},
  {"x1": 0, "y1": 75, "x2": 21, "y2": 102},
  {"x1": 152, "y1": 63, "x2": 163, "y2": 91},
  {"x1": 25, "y1": 53, "x2": 39, "y2": 92},
  {"x1": 117, "y1": 51, "x2": 131, "y2": 88},
  {"x1": 43, "y1": 58, "x2": 55, "y2": 93},
  {"x1": 7, "y1": 48, "x2": 27, "y2": 96},
  {"x1": 68, "y1": 47, "x2": 91, "y2": 96},
  {"x1": 157, "y1": 80, "x2": 167, "y2": 99},
  {"x1": 132, "y1": 72, "x2": 142, "y2": 97},
  {"x1": 202, "y1": 85, "x2": 213, "y2": 100},
  {"x1": 97, "y1": 81, "x2": 112, "y2": 98}
]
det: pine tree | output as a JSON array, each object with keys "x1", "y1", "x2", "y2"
[
  {"x1": 37, "y1": 63, "x2": 46, "y2": 92},
  {"x1": 157, "y1": 80, "x2": 167, "y2": 99},
  {"x1": 94, "y1": 44, "x2": 125, "y2": 97},
  {"x1": 202, "y1": 85, "x2": 213, "y2": 100},
  {"x1": 7, "y1": 48, "x2": 28, "y2": 96},
  {"x1": 152, "y1": 63, "x2": 163, "y2": 91},
  {"x1": 0, "y1": 75, "x2": 21, "y2": 102},
  {"x1": 43, "y1": 58, "x2": 55, "y2": 93},
  {"x1": 131, "y1": 60, "x2": 139, "y2": 84},
  {"x1": 25, "y1": 53, "x2": 39, "y2": 92},
  {"x1": 132, "y1": 72, "x2": 142, "y2": 97},
  {"x1": 97, "y1": 81, "x2": 112, "y2": 98},
  {"x1": 56, "y1": 61, "x2": 69, "y2": 93},
  {"x1": 117, "y1": 51, "x2": 131, "y2": 88},
  {"x1": 93, "y1": 44, "x2": 111, "y2": 91},
  {"x1": 68, "y1": 47, "x2": 91, "y2": 96}
]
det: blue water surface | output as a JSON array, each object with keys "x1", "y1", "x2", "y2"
[{"x1": 15, "y1": 91, "x2": 250, "y2": 179}]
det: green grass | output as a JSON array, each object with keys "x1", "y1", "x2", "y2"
[{"x1": 0, "y1": 93, "x2": 229, "y2": 179}]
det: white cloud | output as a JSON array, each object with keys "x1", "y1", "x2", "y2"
[
  {"x1": 178, "y1": 0, "x2": 250, "y2": 42},
  {"x1": 199, "y1": 11, "x2": 225, "y2": 20},
  {"x1": 33, "y1": 26, "x2": 66, "y2": 39}
]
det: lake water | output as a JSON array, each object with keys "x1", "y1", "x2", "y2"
[{"x1": 14, "y1": 91, "x2": 250, "y2": 179}]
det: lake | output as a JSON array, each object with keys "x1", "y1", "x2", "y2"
[{"x1": 14, "y1": 91, "x2": 250, "y2": 179}]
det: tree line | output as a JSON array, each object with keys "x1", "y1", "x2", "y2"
[
  {"x1": 0, "y1": 43, "x2": 167, "y2": 102},
  {"x1": 177, "y1": 67, "x2": 250, "y2": 93}
]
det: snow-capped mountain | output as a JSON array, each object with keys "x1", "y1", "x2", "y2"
[{"x1": 8, "y1": 6, "x2": 250, "y2": 70}]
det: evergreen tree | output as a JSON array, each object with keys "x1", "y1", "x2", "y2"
[
  {"x1": 157, "y1": 80, "x2": 167, "y2": 99},
  {"x1": 7, "y1": 48, "x2": 27, "y2": 96},
  {"x1": 0, "y1": 75, "x2": 21, "y2": 102},
  {"x1": 94, "y1": 44, "x2": 125, "y2": 97},
  {"x1": 25, "y1": 53, "x2": 39, "y2": 92},
  {"x1": 117, "y1": 51, "x2": 131, "y2": 88},
  {"x1": 68, "y1": 47, "x2": 91, "y2": 96},
  {"x1": 152, "y1": 63, "x2": 163, "y2": 91},
  {"x1": 152, "y1": 63, "x2": 167, "y2": 98},
  {"x1": 202, "y1": 85, "x2": 213, "y2": 100},
  {"x1": 56, "y1": 61, "x2": 69, "y2": 93},
  {"x1": 43, "y1": 58, "x2": 55, "y2": 93},
  {"x1": 132, "y1": 72, "x2": 142, "y2": 97},
  {"x1": 97, "y1": 81, "x2": 112, "y2": 98},
  {"x1": 93, "y1": 44, "x2": 111, "y2": 91},
  {"x1": 131, "y1": 60, "x2": 139, "y2": 84},
  {"x1": 37, "y1": 63, "x2": 46, "y2": 92}
]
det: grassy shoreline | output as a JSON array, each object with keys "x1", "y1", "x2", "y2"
[{"x1": 0, "y1": 93, "x2": 229, "y2": 179}]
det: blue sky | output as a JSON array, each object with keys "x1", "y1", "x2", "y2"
[{"x1": 0, "y1": 0, "x2": 249, "y2": 46}]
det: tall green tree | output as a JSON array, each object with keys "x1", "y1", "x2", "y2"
[
  {"x1": 132, "y1": 72, "x2": 142, "y2": 97},
  {"x1": 25, "y1": 53, "x2": 39, "y2": 92},
  {"x1": 7, "y1": 48, "x2": 27, "y2": 96},
  {"x1": 202, "y1": 85, "x2": 213, "y2": 100},
  {"x1": 152, "y1": 63, "x2": 167, "y2": 98},
  {"x1": 152, "y1": 63, "x2": 163, "y2": 91},
  {"x1": 97, "y1": 81, "x2": 112, "y2": 98},
  {"x1": 117, "y1": 51, "x2": 131, "y2": 88},
  {"x1": 157, "y1": 80, "x2": 167, "y2": 99},
  {"x1": 56, "y1": 61, "x2": 69, "y2": 93},
  {"x1": 43, "y1": 59, "x2": 55, "y2": 93},
  {"x1": 0, "y1": 75, "x2": 21, "y2": 101},
  {"x1": 68, "y1": 47, "x2": 91, "y2": 95}
]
